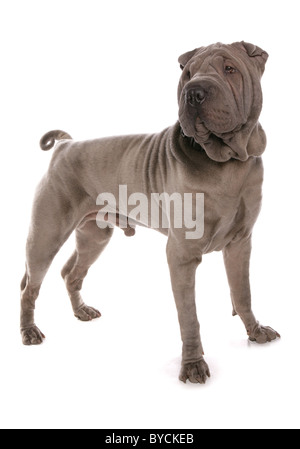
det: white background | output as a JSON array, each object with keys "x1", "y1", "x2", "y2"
[{"x1": 0, "y1": 0, "x2": 299, "y2": 430}]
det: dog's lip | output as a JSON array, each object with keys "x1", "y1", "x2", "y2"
[
  {"x1": 180, "y1": 115, "x2": 242, "y2": 154},
  {"x1": 202, "y1": 121, "x2": 238, "y2": 136},
  {"x1": 194, "y1": 113, "x2": 234, "y2": 135}
]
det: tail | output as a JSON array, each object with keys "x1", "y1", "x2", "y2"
[{"x1": 39, "y1": 130, "x2": 72, "y2": 151}]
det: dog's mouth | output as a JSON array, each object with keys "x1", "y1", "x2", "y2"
[
  {"x1": 179, "y1": 91, "x2": 240, "y2": 142},
  {"x1": 179, "y1": 113, "x2": 236, "y2": 145},
  {"x1": 179, "y1": 112, "x2": 248, "y2": 162}
]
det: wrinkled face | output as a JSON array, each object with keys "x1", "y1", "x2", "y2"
[{"x1": 178, "y1": 42, "x2": 266, "y2": 145}]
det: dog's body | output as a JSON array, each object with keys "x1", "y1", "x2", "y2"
[{"x1": 21, "y1": 42, "x2": 279, "y2": 383}]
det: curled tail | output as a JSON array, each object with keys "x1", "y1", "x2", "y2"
[{"x1": 40, "y1": 130, "x2": 72, "y2": 151}]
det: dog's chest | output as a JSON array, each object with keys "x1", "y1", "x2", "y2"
[{"x1": 180, "y1": 156, "x2": 263, "y2": 252}]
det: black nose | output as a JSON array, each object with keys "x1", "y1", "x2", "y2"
[{"x1": 186, "y1": 87, "x2": 206, "y2": 107}]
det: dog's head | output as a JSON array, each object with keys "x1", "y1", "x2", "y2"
[{"x1": 177, "y1": 41, "x2": 268, "y2": 162}]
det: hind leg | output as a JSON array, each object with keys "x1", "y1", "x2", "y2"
[
  {"x1": 21, "y1": 224, "x2": 75, "y2": 345},
  {"x1": 20, "y1": 179, "x2": 79, "y2": 345},
  {"x1": 20, "y1": 271, "x2": 46, "y2": 345},
  {"x1": 61, "y1": 218, "x2": 114, "y2": 321}
]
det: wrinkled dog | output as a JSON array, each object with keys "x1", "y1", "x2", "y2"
[{"x1": 20, "y1": 41, "x2": 280, "y2": 384}]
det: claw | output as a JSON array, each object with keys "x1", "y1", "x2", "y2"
[
  {"x1": 74, "y1": 304, "x2": 101, "y2": 321},
  {"x1": 21, "y1": 325, "x2": 45, "y2": 346},
  {"x1": 179, "y1": 359, "x2": 210, "y2": 385},
  {"x1": 248, "y1": 323, "x2": 280, "y2": 344}
]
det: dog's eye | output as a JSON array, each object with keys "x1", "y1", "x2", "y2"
[
  {"x1": 225, "y1": 66, "x2": 236, "y2": 74},
  {"x1": 181, "y1": 67, "x2": 191, "y2": 80}
]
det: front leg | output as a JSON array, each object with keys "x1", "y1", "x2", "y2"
[
  {"x1": 166, "y1": 238, "x2": 210, "y2": 384},
  {"x1": 223, "y1": 235, "x2": 280, "y2": 343}
]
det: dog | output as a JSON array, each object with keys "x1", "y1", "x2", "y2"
[{"x1": 20, "y1": 41, "x2": 280, "y2": 384}]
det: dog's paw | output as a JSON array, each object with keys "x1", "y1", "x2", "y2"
[
  {"x1": 74, "y1": 304, "x2": 101, "y2": 321},
  {"x1": 21, "y1": 325, "x2": 45, "y2": 346},
  {"x1": 179, "y1": 358, "x2": 211, "y2": 384},
  {"x1": 248, "y1": 323, "x2": 280, "y2": 344}
]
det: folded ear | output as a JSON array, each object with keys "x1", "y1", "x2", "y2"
[
  {"x1": 233, "y1": 41, "x2": 268, "y2": 74},
  {"x1": 241, "y1": 41, "x2": 269, "y2": 62},
  {"x1": 178, "y1": 48, "x2": 199, "y2": 69}
]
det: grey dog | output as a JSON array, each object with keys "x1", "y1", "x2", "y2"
[{"x1": 20, "y1": 41, "x2": 280, "y2": 384}]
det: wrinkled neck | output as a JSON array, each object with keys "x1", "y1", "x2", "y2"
[
  {"x1": 169, "y1": 123, "x2": 207, "y2": 165},
  {"x1": 178, "y1": 119, "x2": 266, "y2": 163}
]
